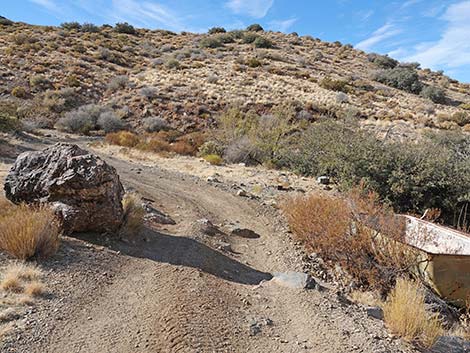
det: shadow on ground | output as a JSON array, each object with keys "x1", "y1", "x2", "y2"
[{"x1": 76, "y1": 227, "x2": 272, "y2": 286}]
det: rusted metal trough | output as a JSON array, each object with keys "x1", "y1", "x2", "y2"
[{"x1": 403, "y1": 215, "x2": 470, "y2": 307}]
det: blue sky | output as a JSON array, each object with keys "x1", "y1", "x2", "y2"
[{"x1": 4, "y1": 0, "x2": 470, "y2": 82}]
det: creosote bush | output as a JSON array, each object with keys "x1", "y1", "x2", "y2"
[
  {"x1": 114, "y1": 22, "x2": 136, "y2": 35},
  {"x1": 246, "y1": 24, "x2": 264, "y2": 32},
  {"x1": 374, "y1": 67, "x2": 422, "y2": 94},
  {"x1": 383, "y1": 278, "x2": 442, "y2": 348},
  {"x1": 0, "y1": 198, "x2": 60, "y2": 260},
  {"x1": 420, "y1": 86, "x2": 447, "y2": 104}
]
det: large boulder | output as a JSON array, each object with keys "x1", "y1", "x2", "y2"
[{"x1": 4, "y1": 143, "x2": 124, "y2": 234}]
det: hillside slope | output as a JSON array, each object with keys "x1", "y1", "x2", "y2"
[{"x1": 1, "y1": 20, "x2": 470, "y2": 135}]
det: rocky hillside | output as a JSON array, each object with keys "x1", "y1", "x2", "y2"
[{"x1": 1, "y1": 18, "x2": 470, "y2": 135}]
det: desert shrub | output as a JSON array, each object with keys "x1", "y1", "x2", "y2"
[
  {"x1": 60, "y1": 22, "x2": 81, "y2": 30},
  {"x1": 81, "y1": 23, "x2": 99, "y2": 33},
  {"x1": 143, "y1": 117, "x2": 170, "y2": 132},
  {"x1": 198, "y1": 141, "x2": 224, "y2": 157},
  {"x1": 460, "y1": 103, "x2": 470, "y2": 110},
  {"x1": 0, "y1": 199, "x2": 60, "y2": 260},
  {"x1": 282, "y1": 191, "x2": 415, "y2": 292},
  {"x1": 97, "y1": 111, "x2": 125, "y2": 133},
  {"x1": 203, "y1": 154, "x2": 223, "y2": 165},
  {"x1": 199, "y1": 37, "x2": 223, "y2": 48},
  {"x1": 65, "y1": 75, "x2": 80, "y2": 87},
  {"x1": 11, "y1": 87, "x2": 27, "y2": 98},
  {"x1": 107, "y1": 75, "x2": 129, "y2": 91},
  {"x1": 216, "y1": 33, "x2": 235, "y2": 44},
  {"x1": 336, "y1": 92, "x2": 349, "y2": 103},
  {"x1": 0, "y1": 101, "x2": 21, "y2": 132},
  {"x1": 120, "y1": 193, "x2": 145, "y2": 237},
  {"x1": 140, "y1": 86, "x2": 158, "y2": 99},
  {"x1": 319, "y1": 77, "x2": 349, "y2": 92},
  {"x1": 280, "y1": 120, "x2": 470, "y2": 222},
  {"x1": 0, "y1": 263, "x2": 44, "y2": 298},
  {"x1": 374, "y1": 67, "x2": 423, "y2": 94},
  {"x1": 29, "y1": 75, "x2": 51, "y2": 90},
  {"x1": 114, "y1": 22, "x2": 136, "y2": 35},
  {"x1": 367, "y1": 53, "x2": 398, "y2": 69},
  {"x1": 246, "y1": 57, "x2": 262, "y2": 68},
  {"x1": 420, "y1": 86, "x2": 446, "y2": 104},
  {"x1": 449, "y1": 112, "x2": 470, "y2": 126},
  {"x1": 246, "y1": 24, "x2": 263, "y2": 32},
  {"x1": 43, "y1": 88, "x2": 80, "y2": 113},
  {"x1": 56, "y1": 104, "x2": 109, "y2": 134},
  {"x1": 208, "y1": 27, "x2": 226, "y2": 34},
  {"x1": 253, "y1": 36, "x2": 273, "y2": 49},
  {"x1": 105, "y1": 131, "x2": 140, "y2": 147},
  {"x1": 383, "y1": 278, "x2": 442, "y2": 348},
  {"x1": 164, "y1": 58, "x2": 180, "y2": 69},
  {"x1": 242, "y1": 32, "x2": 259, "y2": 44}
]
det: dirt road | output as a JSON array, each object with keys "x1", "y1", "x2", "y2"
[{"x1": 0, "y1": 132, "x2": 415, "y2": 353}]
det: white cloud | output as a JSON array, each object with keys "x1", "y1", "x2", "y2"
[
  {"x1": 29, "y1": 0, "x2": 59, "y2": 12},
  {"x1": 404, "y1": 1, "x2": 470, "y2": 69},
  {"x1": 355, "y1": 23, "x2": 402, "y2": 51},
  {"x1": 268, "y1": 18, "x2": 296, "y2": 32},
  {"x1": 226, "y1": 0, "x2": 274, "y2": 18},
  {"x1": 110, "y1": 0, "x2": 184, "y2": 31}
]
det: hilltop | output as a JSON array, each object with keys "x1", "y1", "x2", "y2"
[{"x1": 1, "y1": 19, "x2": 470, "y2": 137}]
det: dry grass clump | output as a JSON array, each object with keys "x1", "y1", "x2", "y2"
[
  {"x1": 120, "y1": 193, "x2": 145, "y2": 237},
  {"x1": 281, "y1": 190, "x2": 417, "y2": 292},
  {"x1": 0, "y1": 263, "x2": 43, "y2": 296},
  {"x1": 203, "y1": 154, "x2": 223, "y2": 165},
  {"x1": 0, "y1": 198, "x2": 60, "y2": 260},
  {"x1": 383, "y1": 278, "x2": 443, "y2": 348},
  {"x1": 105, "y1": 131, "x2": 140, "y2": 147},
  {"x1": 106, "y1": 131, "x2": 206, "y2": 157}
]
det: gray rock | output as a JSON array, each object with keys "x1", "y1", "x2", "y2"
[
  {"x1": 366, "y1": 306, "x2": 384, "y2": 320},
  {"x1": 430, "y1": 336, "x2": 470, "y2": 353},
  {"x1": 4, "y1": 143, "x2": 124, "y2": 234},
  {"x1": 143, "y1": 203, "x2": 176, "y2": 225},
  {"x1": 230, "y1": 228, "x2": 260, "y2": 239}
]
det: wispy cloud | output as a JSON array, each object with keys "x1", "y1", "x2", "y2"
[
  {"x1": 400, "y1": 0, "x2": 423, "y2": 10},
  {"x1": 29, "y1": 0, "x2": 59, "y2": 12},
  {"x1": 268, "y1": 18, "x2": 296, "y2": 32},
  {"x1": 404, "y1": 1, "x2": 470, "y2": 70},
  {"x1": 226, "y1": 0, "x2": 274, "y2": 18},
  {"x1": 110, "y1": 0, "x2": 184, "y2": 31},
  {"x1": 355, "y1": 23, "x2": 402, "y2": 51}
]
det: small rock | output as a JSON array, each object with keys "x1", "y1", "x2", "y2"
[
  {"x1": 230, "y1": 228, "x2": 260, "y2": 239},
  {"x1": 317, "y1": 176, "x2": 330, "y2": 185},
  {"x1": 236, "y1": 189, "x2": 248, "y2": 197},
  {"x1": 366, "y1": 306, "x2": 384, "y2": 320}
]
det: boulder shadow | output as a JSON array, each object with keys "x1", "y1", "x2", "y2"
[{"x1": 77, "y1": 228, "x2": 273, "y2": 286}]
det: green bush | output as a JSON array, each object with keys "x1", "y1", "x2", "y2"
[
  {"x1": 278, "y1": 120, "x2": 470, "y2": 223},
  {"x1": 115, "y1": 22, "x2": 136, "y2": 35},
  {"x1": 253, "y1": 36, "x2": 273, "y2": 48},
  {"x1": 81, "y1": 23, "x2": 99, "y2": 33},
  {"x1": 367, "y1": 53, "x2": 398, "y2": 69},
  {"x1": 216, "y1": 33, "x2": 235, "y2": 44},
  {"x1": 242, "y1": 32, "x2": 259, "y2": 44},
  {"x1": 246, "y1": 24, "x2": 263, "y2": 32},
  {"x1": 0, "y1": 16, "x2": 13, "y2": 26},
  {"x1": 199, "y1": 37, "x2": 223, "y2": 48},
  {"x1": 60, "y1": 22, "x2": 81, "y2": 30},
  {"x1": 208, "y1": 27, "x2": 226, "y2": 34},
  {"x1": 246, "y1": 57, "x2": 262, "y2": 68},
  {"x1": 29, "y1": 75, "x2": 51, "y2": 90},
  {"x1": 420, "y1": 86, "x2": 447, "y2": 104},
  {"x1": 374, "y1": 67, "x2": 423, "y2": 94}
]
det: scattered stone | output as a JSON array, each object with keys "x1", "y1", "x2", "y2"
[
  {"x1": 317, "y1": 176, "x2": 330, "y2": 185},
  {"x1": 230, "y1": 228, "x2": 260, "y2": 239},
  {"x1": 236, "y1": 189, "x2": 248, "y2": 197},
  {"x1": 366, "y1": 306, "x2": 384, "y2": 320},
  {"x1": 271, "y1": 272, "x2": 320, "y2": 290},
  {"x1": 4, "y1": 143, "x2": 124, "y2": 234},
  {"x1": 217, "y1": 241, "x2": 232, "y2": 252},
  {"x1": 249, "y1": 321, "x2": 262, "y2": 336},
  {"x1": 142, "y1": 203, "x2": 176, "y2": 225}
]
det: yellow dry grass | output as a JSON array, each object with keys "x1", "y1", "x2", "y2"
[
  {"x1": 383, "y1": 278, "x2": 443, "y2": 348},
  {"x1": 120, "y1": 193, "x2": 145, "y2": 237},
  {"x1": 0, "y1": 198, "x2": 60, "y2": 260}
]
